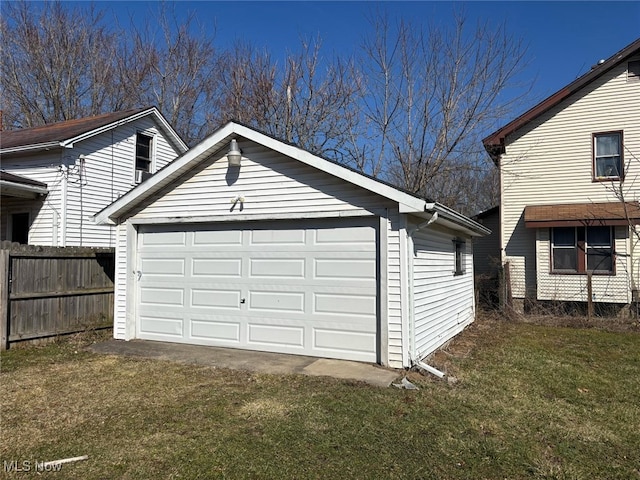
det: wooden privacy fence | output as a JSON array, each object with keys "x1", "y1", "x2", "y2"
[{"x1": 0, "y1": 242, "x2": 114, "y2": 350}]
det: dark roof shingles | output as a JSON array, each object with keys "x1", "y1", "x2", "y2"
[{"x1": 0, "y1": 108, "x2": 148, "y2": 150}]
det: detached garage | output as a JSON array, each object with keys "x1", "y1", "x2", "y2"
[{"x1": 94, "y1": 122, "x2": 489, "y2": 369}]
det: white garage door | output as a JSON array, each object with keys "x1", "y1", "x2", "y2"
[{"x1": 136, "y1": 218, "x2": 378, "y2": 362}]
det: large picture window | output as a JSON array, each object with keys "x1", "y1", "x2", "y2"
[
  {"x1": 593, "y1": 132, "x2": 622, "y2": 180},
  {"x1": 551, "y1": 226, "x2": 613, "y2": 274}
]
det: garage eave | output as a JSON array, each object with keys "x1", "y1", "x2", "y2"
[{"x1": 93, "y1": 121, "x2": 484, "y2": 235}]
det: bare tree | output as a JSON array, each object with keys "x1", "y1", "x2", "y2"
[
  {"x1": 0, "y1": 1, "x2": 119, "y2": 129},
  {"x1": 1, "y1": 2, "x2": 524, "y2": 215},
  {"x1": 1, "y1": 1, "x2": 218, "y2": 144},
  {"x1": 354, "y1": 10, "x2": 530, "y2": 213},
  {"x1": 117, "y1": 4, "x2": 219, "y2": 144},
  {"x1": 213, "y1": 41, "x2": 279, "y2": 128},
  {"x1": 214, "y1": 38, "x2": 362, "y2": 159}
]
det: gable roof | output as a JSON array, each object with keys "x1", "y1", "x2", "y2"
[
  {"x1": 483, "y1": 37, "x2": 640, "y2": 163},
  {"x1": 93, "y1": 121, "x2": 489, "y2": 237},
  {"x1": 0, "y1": 107, "x2": 188, "y2": 155}
]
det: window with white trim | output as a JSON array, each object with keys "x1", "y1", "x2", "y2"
[
  {"x1": 593, "y1": 132, "x2": 622, "y2": 180},
  {"x1": 135, "y1": 133, "x2": 153, "y2": 173},
  {"x1": 551, "y1": 226, "x2": 613, "y2": 274}
]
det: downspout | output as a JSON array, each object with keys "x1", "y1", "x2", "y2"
[{"x1": 406, "y1": 211, "x2": 447, "y2": 379}]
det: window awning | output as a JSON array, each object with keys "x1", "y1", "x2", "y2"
[{"x1": 524, "y1": 202, "x2": 640, "y2": 228}]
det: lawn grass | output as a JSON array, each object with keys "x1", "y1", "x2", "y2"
[{"x1": 1, "y1": 317, "x2": 639, "y2": 479}]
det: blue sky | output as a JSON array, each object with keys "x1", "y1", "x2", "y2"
[{"x1": 97, "y1": 1, "x2": 640, "y2": 111}]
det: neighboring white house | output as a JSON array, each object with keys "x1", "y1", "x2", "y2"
[
  {"x1": 94, "y1": 122, "x2": 489, "y2": 368},
  {"x1": 1, "y1": 107, "x2": 188, "y2": 247},
  {"x1": 483, "y1": 38, "x2": 640, "y2": 310}
]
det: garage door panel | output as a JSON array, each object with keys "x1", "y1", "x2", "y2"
[
  {"x1": 192, "y1": 258, "x2": 242, "y2": 277},
  {"x1": 140, "y1": 230, "x2": 186, "y2": 247},
  {"x1": 140, "y1": 314, "x2": 184, "y2": 337},
  {"x1": 313, "y1": 328, "x2": 376, "y2": 353},
  {"x1": 190, "y1": 318, "x2": 240, "y2": 342},
  {"x1": 140, "y1": 287, "x2": 184, "y2": 306},
  {"x1": 191, "y1": 288, "x2": 242, "y2": 310},
  {"x1": 315, "y1": 226, "x2": 375, "y2": 244},
  {"x1": 141, "y1": 258, "x2": 185, "y2": 276},
  {"x1": 192, "y1": 229, "x2": 242, "y2": 246},
  {"x1": 314, "y1": 293, "x2": 376, "y2": 317},
  {"x1": 138, "y1": 219, "x2": 378, "y2": 362},
  {"x1": 249, "y1": 290, "x2": 305, "y2": 313},
  {"x1": 248, "y1": 323, "x2": 305, "y2": 347},
  {"x1": 249, "y1": 258, "x2": 306, "y2": 278},
  {"x1": 314, "y1": 258, "x2": 375, "y2": 280},
  {"x1": 250, "y1": 229, "x2": 306, "y2": 245}
]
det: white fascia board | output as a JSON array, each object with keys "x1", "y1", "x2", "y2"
[
  {"x1": 93, "y1": 123, "x2": 235, "y2": 225},
  {"x1": 420, "y1": 203, "x2": 491, "y2": 237},
  {"x1": 0, "y1": 180, "x2": 49, "y2": 196},
  {"x1": 62, "y1": 107, "x2": 188, "y2": 153},
  {"x1": 0, "y1": 141, "x2": 62, "y2": 155}
]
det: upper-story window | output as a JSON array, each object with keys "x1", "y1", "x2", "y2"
[
  {"x1": 593, "y1": 131, "x2": 622, "y2": 180},
  {"x1": 135, "y1": 133, "x2": 154, "y2": 173}
]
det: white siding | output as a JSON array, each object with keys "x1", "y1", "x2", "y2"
[
  {"x1": 2, "y1": 152, "x2": 65, "y2": 245},
  {"x1": 412, "y1": 224, "x2": 475, "y2": 359},
  {"x1": 132, "y1": 140, "x2": 390, "y2": 219},
  {"x1": 536, "y1": 226, "x2": 631, "y2": 303},
  {"x1": 65, "y1": 116, "x2": 183, "y2": 247},
  {"x1": 501, "y1": 55, "x2": 640, "y2": 301},
  {"x1": 2, "y1": 116, "x2": 182, "y2": 247},
  {"x1": 386, "y1": 208, "x2": 403, "y2": 369},
  {"x1": 113, "y1": 222, "x2": 129, "y2": 339}
]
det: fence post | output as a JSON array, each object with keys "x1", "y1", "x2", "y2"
[
  {"x1": 0, "y1": 248, "x2": 9, "y2": 351},
  {"x1": 587, "y1": 272, "x2": 593, "y2": 320},
  {"x1": 500, "y1": 261, "x2": 513, "y2": 313}
]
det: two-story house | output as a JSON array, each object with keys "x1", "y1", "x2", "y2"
[
  {"x1": 483, "y1": 38, "x2": 640, "y2": 311},
  {"x1": 1, "y1": 107, "x2": 188, "y2": 246}
]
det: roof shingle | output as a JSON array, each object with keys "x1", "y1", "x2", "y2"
[{"x1": 0, "y1": 108, "x2": 148, "y2": 150}]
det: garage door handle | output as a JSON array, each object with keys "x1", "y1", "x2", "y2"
[
  {"x1": 135, "y1": 270, "x2": 142, "y2": 280},
  {"x1": 240, "y1": 298, "x2": 246, "y2": 304}
]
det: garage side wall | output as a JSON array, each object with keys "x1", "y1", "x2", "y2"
[{"x1": 411, "y1": 224, "x2": 475, "y2": 359}]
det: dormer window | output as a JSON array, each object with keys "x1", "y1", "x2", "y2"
[
  {"x1": 593, "y1": 131, "x2": 622, "y2": 180},
  {"x1": 135, "y1": 133, "x2": 153, "y2": 173}
]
